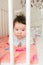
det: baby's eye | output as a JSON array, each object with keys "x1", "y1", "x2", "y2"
[
  {"x1": 22, "y1": 29, "x2": 25, "y2": 31},
  {"x1": 16, "y1": 29, "x2": 18, "y2": 31}
]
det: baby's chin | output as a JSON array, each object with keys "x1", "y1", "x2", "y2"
[{"x1": 17, "y1": 37, "x2": 25, "y2": 40}]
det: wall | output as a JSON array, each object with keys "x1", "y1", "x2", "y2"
[
  {"x1": 31, "y1": 7, "x2": 41, "y2": 26},
  {"x1": 0, "y1": 0, "x2": 8, "y2": 36},
  {"x1": 31, "y1": 6, "x2": 43, "y2": 65},
  {"x1": 13, "y1": 0, "x2": 26, "y2": 18}
]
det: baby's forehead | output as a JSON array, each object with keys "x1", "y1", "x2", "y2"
[{"x1": 14, "y1": 23, "x2": 26, "y2": 29}]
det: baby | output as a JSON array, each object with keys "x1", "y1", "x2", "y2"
[{"x1": 13, "y1": 14, "x2": 26, "y2": 47}]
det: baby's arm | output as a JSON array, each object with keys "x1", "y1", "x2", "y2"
[{"x1": 30, "y1": 35, "x2": 37, "y2": 44}]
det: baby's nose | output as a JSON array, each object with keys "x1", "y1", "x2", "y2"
[{"x1": 19, "y1": 30, "x2": 22, "y2": 34}]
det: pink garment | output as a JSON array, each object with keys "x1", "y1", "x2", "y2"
[{"x1": 0, "y1": 36, "x2": 37, "y2": 64}]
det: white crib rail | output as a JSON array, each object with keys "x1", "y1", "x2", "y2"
[{"x1": 8, "y1": 0, "x2": 14, "y2": 65}]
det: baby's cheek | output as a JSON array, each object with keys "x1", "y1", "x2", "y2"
[
  {"x1": 22, "y1": 33, "x2": 26, "y2": 37},
  {"x1": 14, "y1": 31, "x2": 17, "y2": 36}
]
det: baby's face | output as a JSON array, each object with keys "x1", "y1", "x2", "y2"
[{"x1": 14, "y1": 22, "x2": 26, "y2": 40}]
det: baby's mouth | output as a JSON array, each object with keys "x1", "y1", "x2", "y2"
[{"x1": 17, "y1": 36, "x2": 22, "y2": 40}]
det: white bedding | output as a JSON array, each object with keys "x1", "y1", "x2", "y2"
[{"x1": 1, "y1": 63, "x2": 26, "y2": 65}]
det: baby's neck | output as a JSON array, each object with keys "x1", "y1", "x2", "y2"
[{"x1": 14, "y1": 35, "x2": 25, "y2": 41}]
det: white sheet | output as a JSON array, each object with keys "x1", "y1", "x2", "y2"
[{"x1": 1, "y1": 63, "x2": 26, "y2": 65}]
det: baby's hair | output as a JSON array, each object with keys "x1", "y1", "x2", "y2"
[{"x1": 13, "y1": 14, "x2": 26, "y2": 28}]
